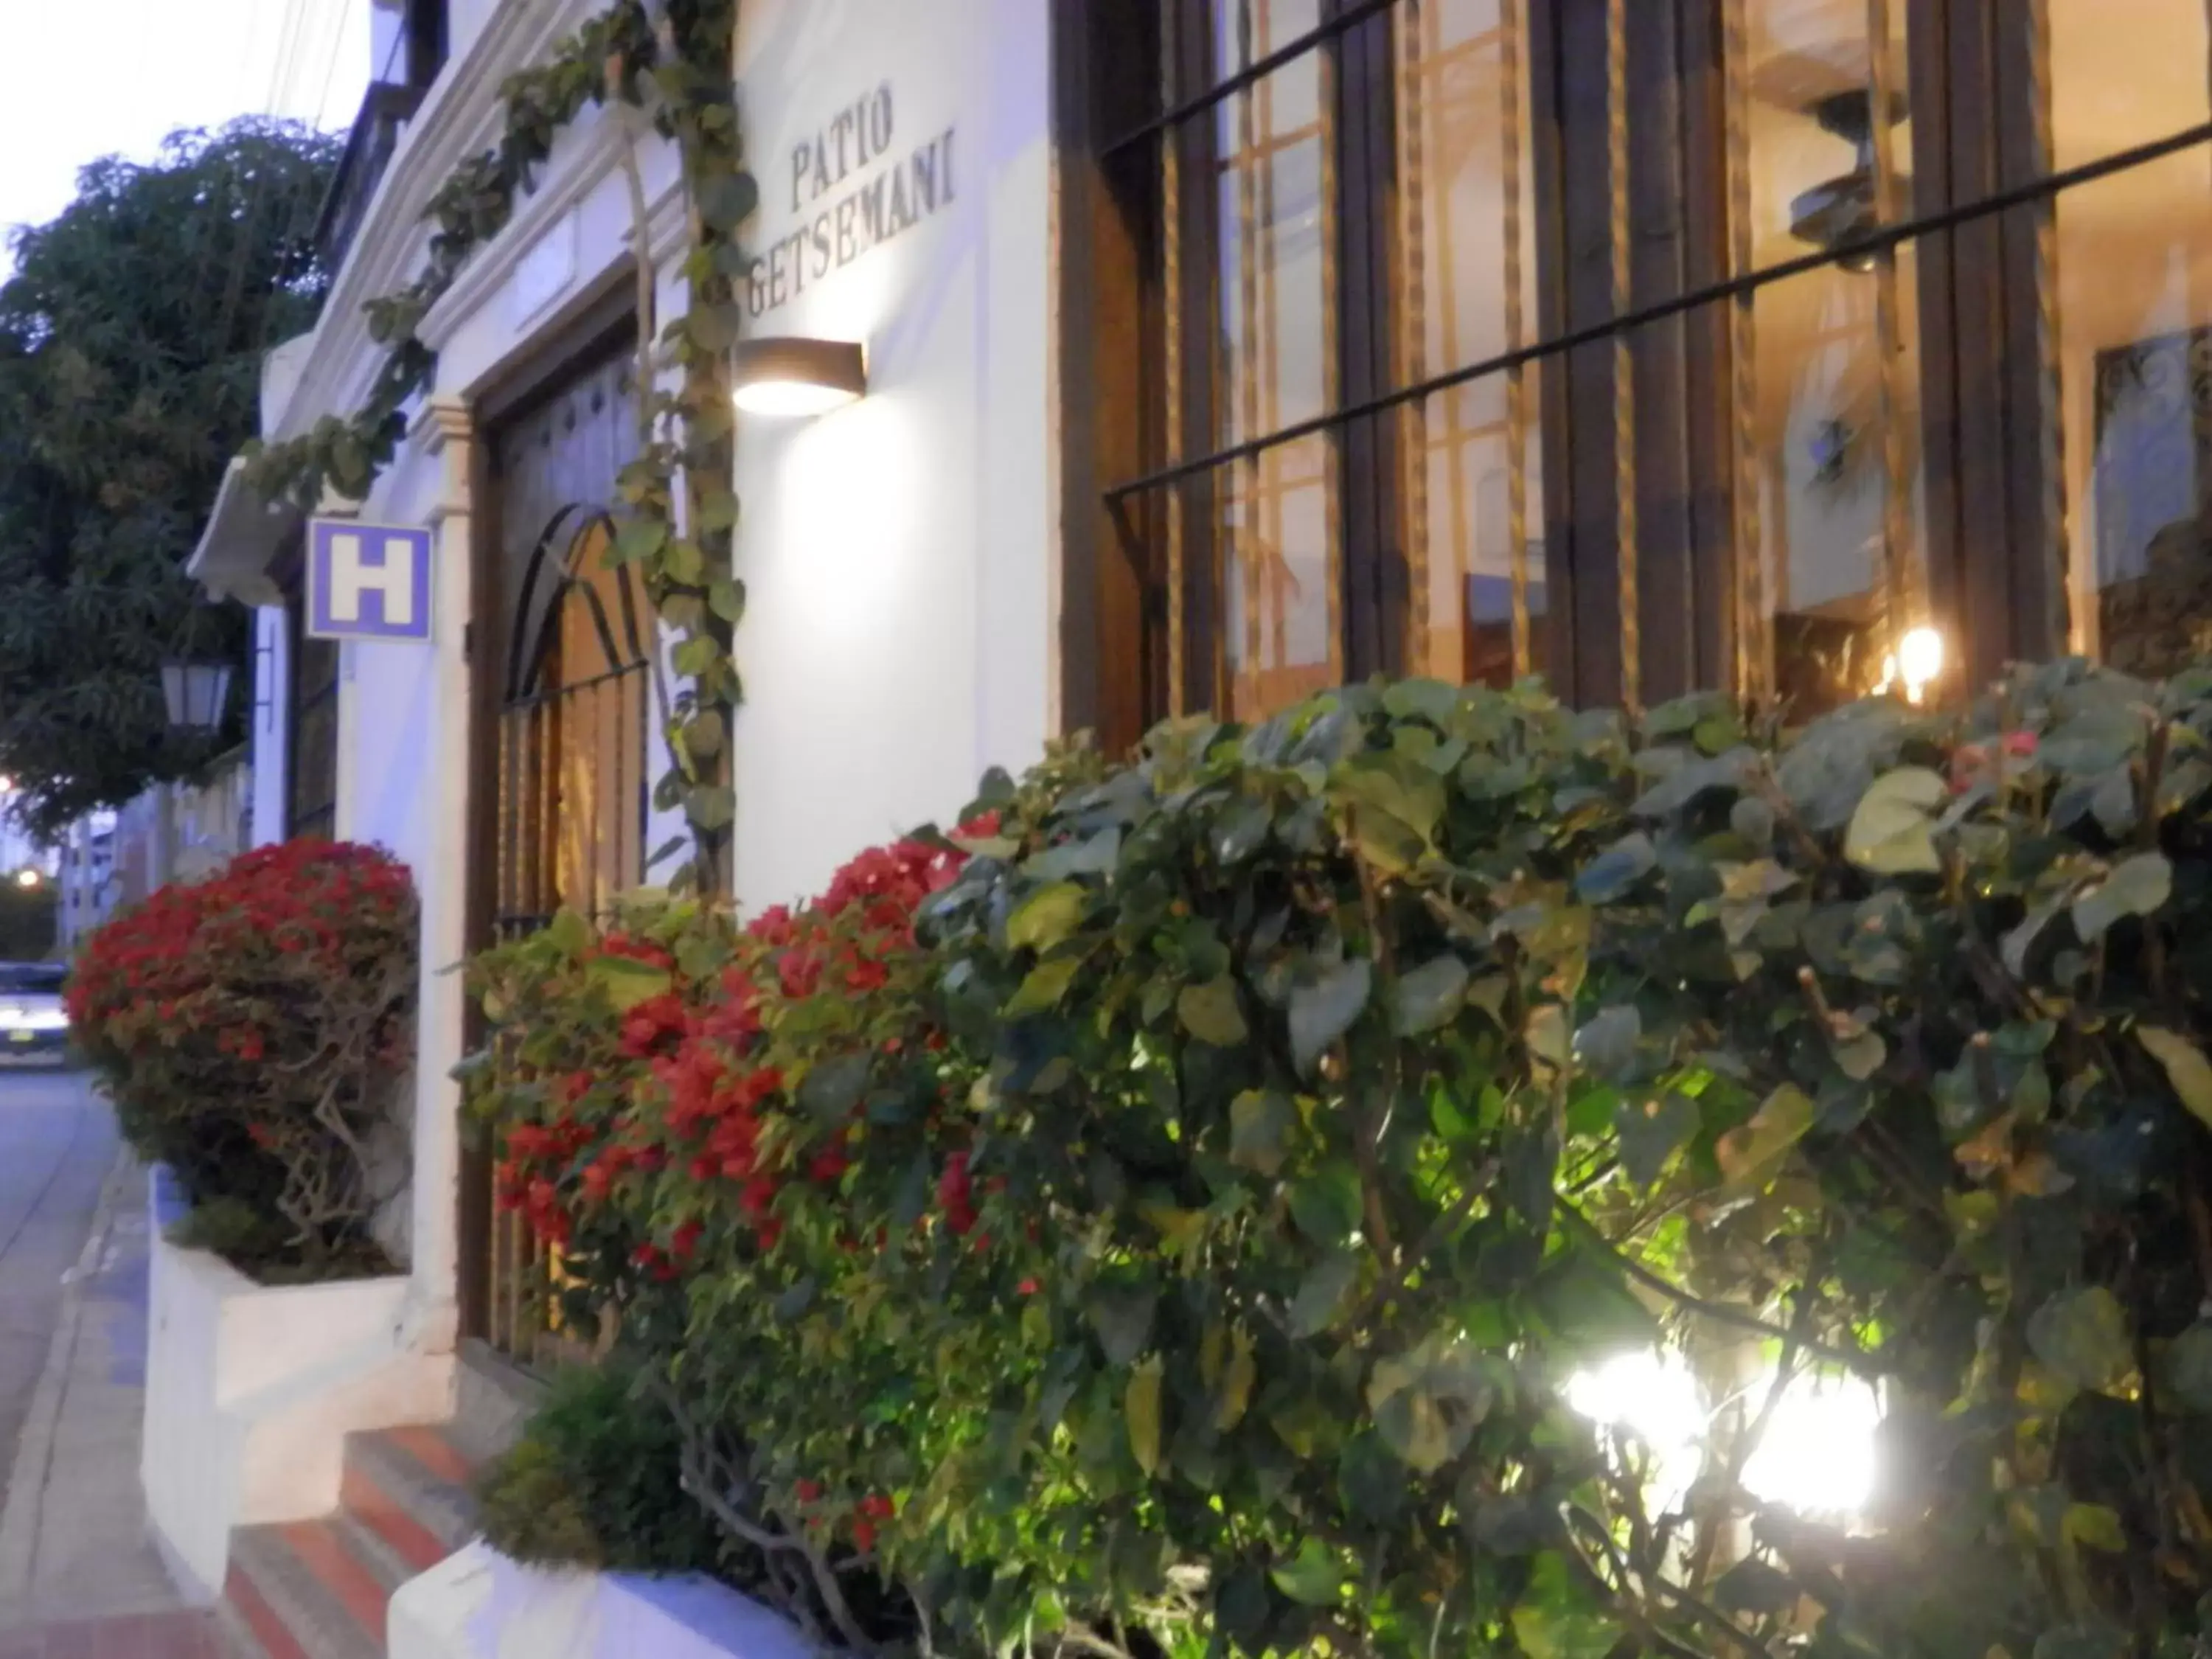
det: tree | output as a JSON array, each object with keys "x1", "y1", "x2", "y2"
[{"x1": 0, "y1": 119, "x2": 340, "y2": 841}]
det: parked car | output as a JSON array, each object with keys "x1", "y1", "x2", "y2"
[{"x1": 0, "y1": 962, "x2": 71, "y2": 1064}]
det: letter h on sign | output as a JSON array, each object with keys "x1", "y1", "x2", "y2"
[{"x1": 307, "y1": 519, "x2": 434, "y2": 641}]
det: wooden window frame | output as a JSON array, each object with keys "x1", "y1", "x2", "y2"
[{"x1": 1058, "y1": 2, "x2": 2201, "y2": 726}]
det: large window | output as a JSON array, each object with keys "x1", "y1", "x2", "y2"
[{"x1": 1058, "y1": 0, "x2": 2212, "y2": 745}]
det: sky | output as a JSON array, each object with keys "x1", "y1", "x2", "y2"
[{"x1": 0, "y1": 0, "x2": 372, "y2": 277}]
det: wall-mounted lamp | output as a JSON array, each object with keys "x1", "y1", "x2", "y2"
[
  {"x1": 1875, "y1": 624, "x2": 1946, "y2": 706},
  {"x1": 731, "y1": 337, "x2": 867, "y2": 419}
]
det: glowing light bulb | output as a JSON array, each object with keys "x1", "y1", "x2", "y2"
[
  {"x1": 1741, "y1": 1374, "x2": 1883, "y2": 1516},
  {"x1": 731, "y1": 380, "x2": 861, "y2": 418},
  {"x1": 1566, "y1": 1351, "x2": 1707, "y2": 1508},
  {"x1": 1897, "y1": 625, "x2": 1944, "y2": 705},
  {"x1": 15, "y1": 869, "x2": 39, "y2": 888}
]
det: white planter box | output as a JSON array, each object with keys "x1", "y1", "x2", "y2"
[
  {"x1": 141, "y1": 1166, "x2": 451, "y2": 1599},
  {"x1": 391, "y1": 1543, "x2": 815, "y2": 1659}
]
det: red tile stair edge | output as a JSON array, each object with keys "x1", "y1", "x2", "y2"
[
  {"x1": 277, "y1": 1523, "x2": 390, "y2": 1644},
  {"x1": 382, "y1": 1428, "x2": 473, "y2": 1489},
  {"x1": 220, "y1": 1425, "x2": 479, "y2": 1659},
  {"x1": 338, "y1": 1460, "x2": 451, "y2": 1578},
  {"x1": 223, "y1": 1565, "x2": 313, "y2": 1659}
]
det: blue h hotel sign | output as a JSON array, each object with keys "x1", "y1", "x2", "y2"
[{"x1": 307, "y1": 519, "x2": 434, "y2": 642}]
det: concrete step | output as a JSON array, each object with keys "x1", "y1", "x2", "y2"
[
  {"x1": 340, "y1": 1425, "x2": 481, "y2": 1569},
  {"x1": 223, "y1": 1521, "x2": 386, "y2": 1659},
  {"x1": 218, "y1": 1425, "x2": 481, "y2": 1659}
]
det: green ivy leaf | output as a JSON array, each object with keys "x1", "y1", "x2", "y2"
[
  {"x1": 1716, "y1": 1082, "x2": 1816, "y2": 1191},
  {"x1": 1512, "y1": 1554, "x2": 1621, "y2": 1659},
  {"x1": 1178, "y1": 975, "x2": 1248, "y2": 1046},
  {"x1": 1270, "y1": 1538, "x2": 1344, "y2": 1608},
  {"x1": 1391, "y1": 954, "x2": 1468, "y2": 1036},
  {"x1": 1333, "y1": 754, "x2": 1445, "y2": 873},
  {"x1": 1088, "y1": 1285, "x2": 1156, "y2": 1368},
  {"x1": 695, "y1": 170, "x2": 759, "y2": 233},
  {"x1": 1125, "y1": 1356, "x2": 1164, "y2": 1476},
  {"x1": 1290, "y1": 961, "x2": 1371, "y2": 1074},
  {"x1": 585, "y1": 953, "x2": 670, "y2": 1012},
  {"x1": 1366, "y1": 1338, "x2": 1492, "y2": 1473},
  {"x1": 1288, "y1": 1166, "x2": 1363, "y2": 1247},
  {"x1": 1573, "y1": 831, "x2": 1656, "y2": 902},
  {"x1": 543, "y1": 909, "x2": 591, "y2": 958},
  {"x1": 661, "y1": 538, "x2": 706, "y2": 585},
  {"x1": 1843, "y1": 766, "x2": 1947, "y2": 875},
  {"x1": 1572, "y1": 1004, "x2": 1640, "y2": 1080},
  {"x1": 2027, "y1": 1286, "x2": 2132, "y2": 1394},
  {"x1": 2073, "y1": 851, "x2": 2171, "y2": 942},
  {"x1": 2163, "y1": 1321, "x2": 2212, "y2": 1412},
  {"x1": 1216, "y1": 1326, "x2": 1257, "y2": 1430},
  {"x1": 681, "y1": 710, "x2": 725, "y2": 759},
  {"x1": 612, "y1": 516, "x2": 668, "y2": 565},
  {"x1": 2138, "y1": 1026, "x2": 2212, "y2": 1130},
  {"x1": 672, "y1": 635, "x2": 720, "y2": 677},
  {"x1": 2064, "y1": 1503, "x2": 2127, "y2": 1554},
  {"x1": 1008, "y1": 882, "x2": 1087, "y2": 953},
  {"x1": 1006, "y1": 957, "x2": 1080, "y2": 1017},
  {"x1": 1229, "y1": 1089, "x2": 1295, "y2": 1176},
  {"x1": 707, "y1": 578, "x2": 746, "y2": 623},
  {"x1": 798, "y1": 1052, "x2": 869, "y2": 1124},
  {"x1": 1288, "y1": 1252, "x2": 1359, "y2": 1337},
  {"x1": 694, "y1": 490, "x2": 740, "y2": 532},
  {"x1": 684, "y1": 783, "x2": 736, "y2": 831},
  {"x1": 1615, "y1": 1091, "x2": 1699, "y2": 1188},
  {"x1": 1713, "y1": 1559, "x2": 1798, "y2": 1618}
]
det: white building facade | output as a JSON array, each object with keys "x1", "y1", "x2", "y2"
[
  {"x1": 188, "y1": 0, "x2": 1054, "y2": 1425},
  {"x1": 174, "y1": 0, "x2": 2212, "y2": 1628}
]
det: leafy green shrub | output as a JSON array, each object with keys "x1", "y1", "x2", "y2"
[
  {"x1": 70, "y1": 840, "x2": 417, "y2": 1275},
  {"x1": 469, "y1": 659, "x2": 2212, "y2": 1659},
  {"x1": 476, "y1": 1366, "x2": 724, "y2": 1576}
]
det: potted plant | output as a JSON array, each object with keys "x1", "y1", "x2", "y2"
[{"x1": 69, "y1": 838, "x2": 447, "y2": 1596}]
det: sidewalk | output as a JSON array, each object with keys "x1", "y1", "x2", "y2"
[{"x1": 0, "y1": 1152, "x2": 221, "y2": 1655}]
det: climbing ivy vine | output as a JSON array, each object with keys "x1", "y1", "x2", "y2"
[{"x1": 243, "y1": 0, "x2": 750, "y2": 893}]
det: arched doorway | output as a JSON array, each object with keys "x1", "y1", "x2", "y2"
[{"x1": 465, "y1": 334, "x2": 655, "y2": 1360}]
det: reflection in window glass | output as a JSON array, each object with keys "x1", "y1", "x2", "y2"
[
  {"x1": 1397, "y1": 0, "x2": 1546, "y2": 688},
  {"x1": 2052, "y1": 0, "x2": 2212, "y2": 676},
  {"x1": 1746, "y1": 0, "x2": 1925, "y2": 714},
  {"x1": 1211, "y1": 3, "x2": 1338, "y2": 720}
]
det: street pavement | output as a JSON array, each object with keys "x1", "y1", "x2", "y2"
[
  {"x1": 0, "y1": 1068, "x2": 221, "y2": 1652},
  {"x1": 0, "y1": 1069, "x2": 120, "y2": 1531}
]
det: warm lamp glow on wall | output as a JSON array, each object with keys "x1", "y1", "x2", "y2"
[
  {"x1": 1877, "y1": 624, "x2": 1947, "y2": 706},
  {"x1": 731, "y1": 337, "x2": 867, "y2": 418}
]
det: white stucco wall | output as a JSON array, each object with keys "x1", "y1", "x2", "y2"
[
  {"x1": 234, "y1": 0, "x2": 1057, "y2": 1388},
  {"x1": 730, "y1": 0, "x2": 1054, "y2": 908},
  {"x1": 391, "y1": 1545, "x2": 813, "y2": 1659},
  {"x1": 142, "y1": 1172, "x2": 450, "y2": 1599}
]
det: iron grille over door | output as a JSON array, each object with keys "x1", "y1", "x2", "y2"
[
  {"x1": 489, "y1": 345, "x2": 650, "y2": 942},
  {"x1": 468, "y1": 336, "x2": 653, "y2": 1363}
]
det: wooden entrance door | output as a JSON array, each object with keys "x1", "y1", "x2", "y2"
[{"x1": 459, "y1": 328, "x2": 653, "y2": 1357}]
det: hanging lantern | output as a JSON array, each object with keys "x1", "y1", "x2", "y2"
[{"x1": 161, "y1": 661, "x2": 234, "y2": 734}]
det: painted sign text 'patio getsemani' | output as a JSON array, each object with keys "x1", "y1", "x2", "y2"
[
  {"x1": 749, "y1": 82, "x2": 956, "y2": 319},
  {"x1": 307, "y1": 519, "x2": 434, "y2": 643}
]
